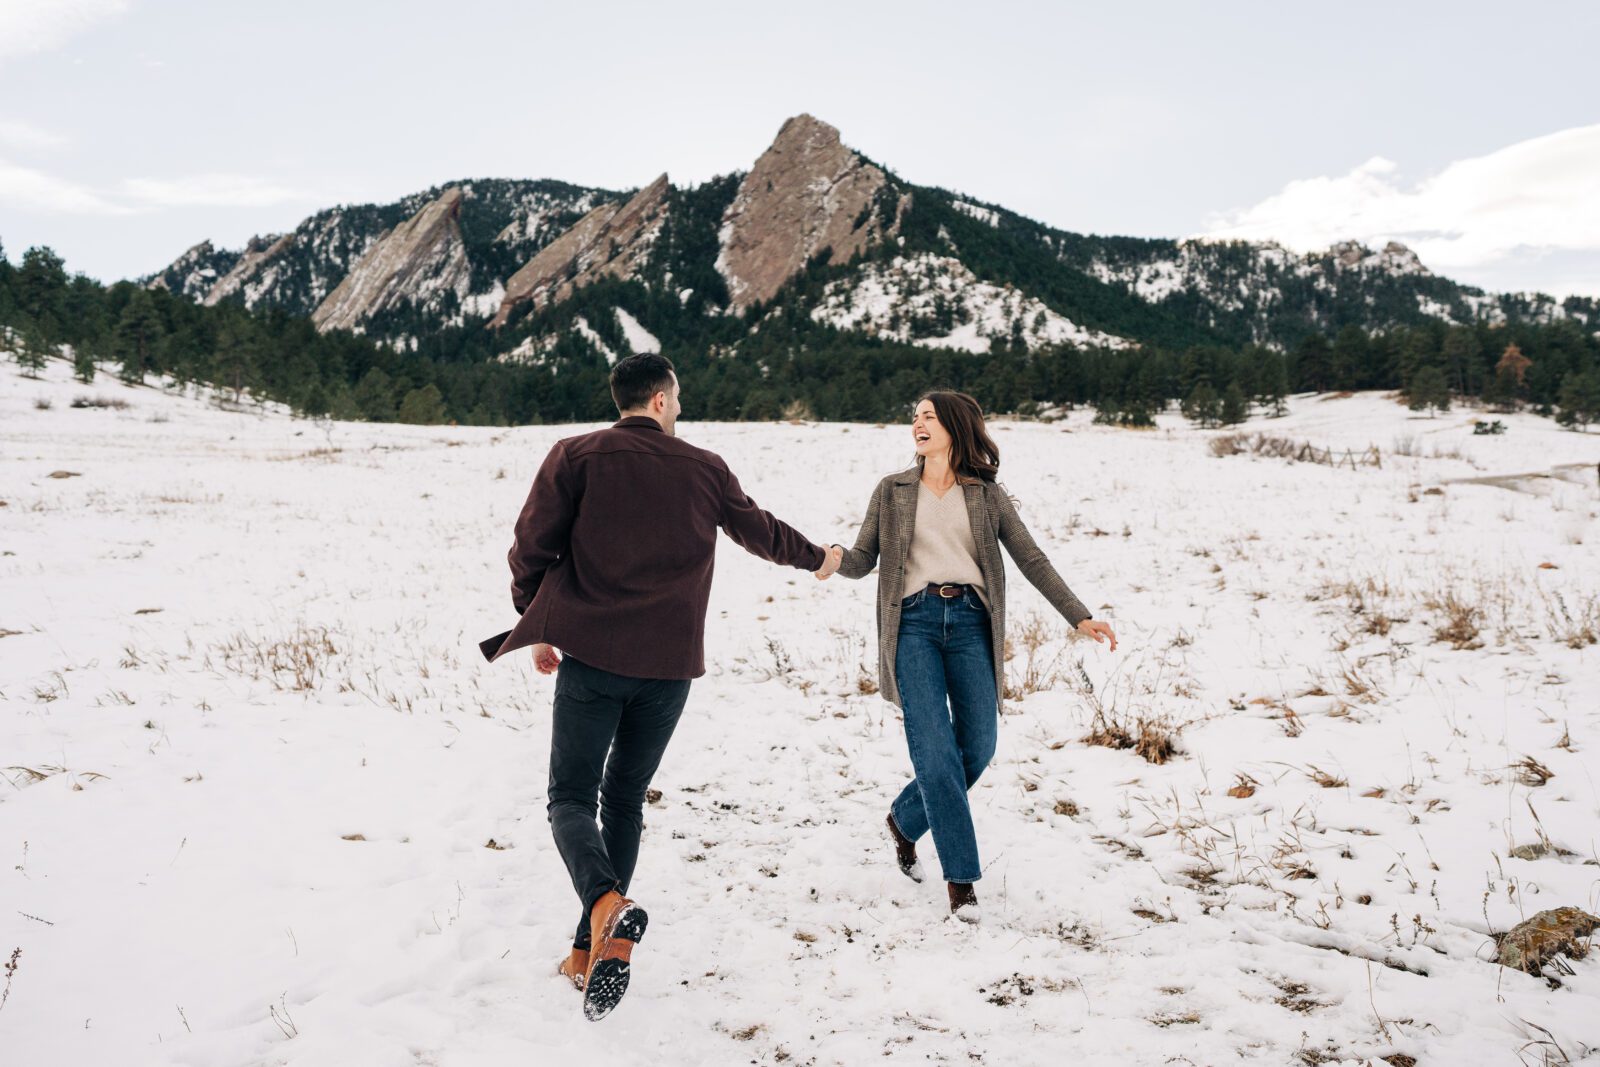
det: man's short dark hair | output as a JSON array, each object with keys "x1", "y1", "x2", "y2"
[{"x1": 610, "y1": 353, "x2": 676, "y2": 413}]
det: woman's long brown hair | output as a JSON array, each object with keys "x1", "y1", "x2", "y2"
[{"x1": 917, "y1": 390, "x2": 1000, "y2": 483}]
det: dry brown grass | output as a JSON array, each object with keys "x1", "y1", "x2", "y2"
[
  {"x1": 1425, "y1": 587, "x2": 1483, "y2": 650},
  {"x1": 1541, "y1": 588, "x2": 1599, "y2": 649},
  {"x1": 211, "y1": 623, "x2": 340, "y2": 692},
  {"x1": 1512, "y1": 756, "x2": 1555, "y2": 788},
  {"x1": 1002, "y1": 611, "x2": 1070, "y2": 699},
  {"x1": 1083, "y1": 709, "x2": 1180, "y2": 765}
]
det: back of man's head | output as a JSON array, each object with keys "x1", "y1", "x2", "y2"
[{"x1": 610, "y1": 353, "x2": 676, "y2": 414}]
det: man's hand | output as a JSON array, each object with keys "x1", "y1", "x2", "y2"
[
  {"x1": 814, "y1": 544, "x2": 844, "y2": 581},
  {"x1": 531, "y1": 643, "x2": 562, "y2": 674},
  {"x1": 1076, "y1": 619, "x2": 1117, "y2": 652}
]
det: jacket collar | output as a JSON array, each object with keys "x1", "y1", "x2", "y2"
[
  {"x1": 891, "y1": 465, "x2": 989, "y2": 491},
  {"x1": 613, "y1": 415, "x2": 665, "y2": 432}
]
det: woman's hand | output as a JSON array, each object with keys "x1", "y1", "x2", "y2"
[
  {"x1": 1076, "y1": 619, "x2": 1117, "y2": 651},
  {"x1": 814, "y1": 544, "x2": 844, "y2": 580}
]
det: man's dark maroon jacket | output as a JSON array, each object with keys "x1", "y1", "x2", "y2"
[{"x1": 479, "y1": 416, "x2": 826, "y2": 678}]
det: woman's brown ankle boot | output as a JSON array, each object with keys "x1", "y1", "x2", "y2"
[
  {"x1": 947, "y1": 881, "x2": 980, "y2": 923},
  {"x1": 886, "y1": 814, "x2": 925, "y2": 882}
]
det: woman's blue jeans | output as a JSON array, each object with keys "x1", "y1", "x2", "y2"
[{"x1": 889, "y1": 587, "x2": 998, "y2": 884}]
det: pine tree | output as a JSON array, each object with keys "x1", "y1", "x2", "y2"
[
  {"x1": 1181, "y1": 380, "x2": 1221, "y2": 428},
  {"x1": 15, "y1": 322, "x2": 48, "y2": 377},
  {"x1": 1408, "y1": 365, "x2": 1450, "y2": 417},
  {"x1": 1220, "y1": 381, "x2": 1249, "y2": 425},
  {"x1": 1261, "y1": 353, "x2": 1289, "y2": 416},
  {"x1": 353, "y1": 368, "x2": 397, "y2": 421},
  {"x1": 1440, "y1": 327, "x2": 1481, "y2": 396},
  {"x1": 1295, "y1": 333, "x2": 1332, "y2": 393},
  {"x1": 1330, "y1": 326, "x2": 1367, "y2": 390},
  {"x1": 397, "y1": 383, "x2": 448, "y2": 424},
  {"x1": 73, "y1": 340, "x2": 97, "y2": 383},
  {"x1": 113, "y1": 291, "x2": 164, "y2": 383},
  {"x1": 15, "y1": 246, "x2": 68, "y2": 343},
  {"x1": 1556, "y1": 370, "x2": 1600, "y2": 430},
  {"x1": 1398, "y1": 328, "x2": 1440, "y2": 390},
  {"x1": 215, "y1": 319, "x2": 258, "y2": 402}
]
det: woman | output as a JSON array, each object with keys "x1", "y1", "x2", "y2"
[{"x1": 832, "y1": 391, "x2": 1117, "y2": 922}]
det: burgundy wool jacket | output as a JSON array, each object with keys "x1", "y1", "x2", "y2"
[{"x1": 478, "y1": 416, "x2": 826, "y2": 678}]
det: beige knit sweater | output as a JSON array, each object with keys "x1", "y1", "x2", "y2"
[{"x1": 902, "y1": 482, "x2": 988, "y2": 606}]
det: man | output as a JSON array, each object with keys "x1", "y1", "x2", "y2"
[{"x1": 479, "y1": 353, "x2": 842, "y2": 1021}]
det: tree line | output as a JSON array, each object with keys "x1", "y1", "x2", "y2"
[{"x1": 3, "y1": 238, "x2": 1597, "y2": 431}]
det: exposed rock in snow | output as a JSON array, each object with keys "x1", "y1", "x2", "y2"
[
  {"x1": 489, "y1": 175, "x2": 670, "y2": 328},
  {"x1": 716, "y1": 114, "x2": 908, "y2": 312},
  {"x1": 812, "y1": 254, "x2": 1130, "y2": 352},
  {"x1": 204, "y1": 232, "x2": 296, "y2": 307},
  {"x1": 312, "y1": 188, "x2": 470, "y2": 334}
]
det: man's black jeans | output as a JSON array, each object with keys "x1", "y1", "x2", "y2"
[{"x1": 548, "y1": 655, "x2": 691, "y2": 949}]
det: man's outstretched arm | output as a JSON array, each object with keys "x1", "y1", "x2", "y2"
[{"x1": 719, "y1": 467, "x2": 830, "y2": 573}]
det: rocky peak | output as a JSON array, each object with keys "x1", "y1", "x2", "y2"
[
  {"x1": 487, "y1": 174, "x2": 670, "y2": 328},
  {"x1": 1329, "y1": 238, "x2": 1429, "y2": 276},
  {"x1": 312, "y1": 186, "x2": 468, "y2": 333},
  {"x1": 203, "y1": 232, "x2": 294, "y2": 306},
  {"x1": 716, "y1": 114, "x2": 906, "y2": 312}
]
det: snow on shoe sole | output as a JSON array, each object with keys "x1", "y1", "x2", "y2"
[{"x1": 582, "y1": 904, "x2": 648, "y2": 1021}]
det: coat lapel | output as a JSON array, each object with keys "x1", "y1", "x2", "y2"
[{"x1": 962, "y1": 482, "x2": 994, "y2": 585}]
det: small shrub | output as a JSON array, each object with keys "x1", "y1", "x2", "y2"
[{"x1": 70, "y1": 395, "x2": 129, "y2": 410}]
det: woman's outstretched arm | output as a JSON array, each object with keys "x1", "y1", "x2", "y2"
[
  {"x1": 994, "y1": 487, "x2": 1094, "y2": 627},
  {"x1": 834, "y1": 481, "x2": 884, "y2": 579}
]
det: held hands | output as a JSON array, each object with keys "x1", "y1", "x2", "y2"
[
  {"x1": 814, "y1": 544, "x2": 844, "y2": 581},
  {"x1": 1076, "y1": 619, "x2": 1117, "y2": 652},
  {"x1": 531, "y1": 642, "x2": 561, "y2": 674}
]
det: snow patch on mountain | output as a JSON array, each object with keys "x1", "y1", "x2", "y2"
[
  {"x1": 462, "y1": 284, "x2": 505, "y2": 321},
  {"x1": 951, "y1": 200, "x2": 1000, "y2": 227},
  {"x1": 615, "y1": 308, "x2": 660, "y2": 354},
  {"x1": 573, "y1": 316, "x2": 620, "y2": 365},
  {"x1": 812, "y1": 254, "x2": 1130, "y2": 352}
]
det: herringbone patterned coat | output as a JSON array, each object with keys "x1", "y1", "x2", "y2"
[{"x1": 837, "y1": 466, "x2": 1093, "y2": 709}]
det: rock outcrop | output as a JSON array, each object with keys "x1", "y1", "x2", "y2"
[
  {"x1": 312, "y1": 187, "x2": 469, "y2": 333},
  {"x1": 1497, "y1": 907, "x2": 1599, "y2": 975},
  {"x1": 487, "y1": 174, "x2": 670, "y2": 328},
  {"x1": 203, "y1": 232, "x2": 295, "y2": 306},
  {"x1": 716, "y1": 114, "x2": 906, "y2": 312}
]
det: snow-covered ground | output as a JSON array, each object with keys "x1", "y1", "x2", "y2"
[{"x1": 3, "y1": 357, "x2": 1598, "y2": 1066}]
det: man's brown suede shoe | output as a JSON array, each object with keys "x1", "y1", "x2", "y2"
[
  {"x1": 557, "y1": 946, "x2": 589, "y2": 991},
  {"x1": 581, "y1": 890, "x2": 649, "y2": 1021}
]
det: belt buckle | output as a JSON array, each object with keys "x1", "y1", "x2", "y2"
[{"x1": 937, "y1": 584, "x2": 960, "y2": 598}]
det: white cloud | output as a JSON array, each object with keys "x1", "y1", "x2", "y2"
[
  {"x1": 0, "y1": 153, "x2": 313, "y2": 216},
  {"x1": 0, "y1": 117, "x2": 69, "y2": 153},
  {"x1": 118, "y1": 173, "x2": 308, "y2": 208},
  {"x1": 1201, "y1": 124, "x2": 1600, "y2": 297},
  {"x1": 0, "y1": 0, "x2": 130, "y2": 62},
  {"x1": 0, "y1": 156, "x2": 129, "y2": 214}
]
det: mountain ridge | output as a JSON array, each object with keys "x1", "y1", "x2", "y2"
[{"x1": 144, "y1": 116, "x2": 1600, "y2": 363}]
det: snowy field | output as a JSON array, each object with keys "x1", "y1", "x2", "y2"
[{"x1": 3, "y1": 356, "x2": 1599, "y2": 1066}]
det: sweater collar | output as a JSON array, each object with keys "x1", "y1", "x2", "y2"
[{"x1": 613, "y1": 415, "x2": 665, "y2": 432}]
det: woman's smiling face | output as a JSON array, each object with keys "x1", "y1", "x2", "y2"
[{"x1": 912, "y1": 399, "x2": 951, "y2": 458}]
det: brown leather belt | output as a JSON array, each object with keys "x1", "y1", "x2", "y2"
[{"x1": 925, "y1": 583, "x2": 971, "y2": 598}]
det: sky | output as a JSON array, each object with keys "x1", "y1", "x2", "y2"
[{"x1": 1, "y1": 0, "x2": 1597, "y2": 297}]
